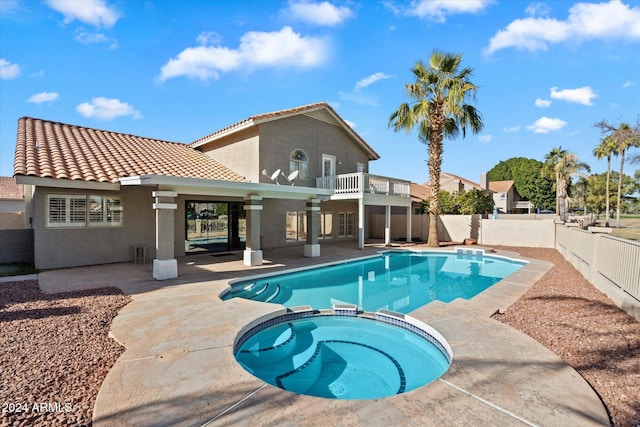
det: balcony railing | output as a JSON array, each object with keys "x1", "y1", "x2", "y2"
[{"x1": 316, "y1": 172, "x2": 411, "y2": 197}]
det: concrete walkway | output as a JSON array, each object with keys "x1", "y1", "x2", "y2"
[{"x1": 38, "y1": 243, "x2": 610, "y2": 426}]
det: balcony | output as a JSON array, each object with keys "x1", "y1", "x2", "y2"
[{"x1": 315, "y1": 173, "x2": 411, "y2": 198}]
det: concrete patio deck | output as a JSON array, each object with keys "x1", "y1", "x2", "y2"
[{"x1": 37, "y1": 242, "x2": 611, "y2": 426}]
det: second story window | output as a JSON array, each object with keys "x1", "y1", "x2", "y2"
[{"x1": 290, "y1": 149, "x2": 308, "y2": 180}]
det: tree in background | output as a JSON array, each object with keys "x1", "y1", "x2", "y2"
[
  {"x1": 426, "y1": 189, "x2": 494, "y2": 215},
  {"x1": 487, "y1": 157, "x2": 555, "y2": 211},
  {"x1": 542, "y1": 147, "x2": 590, "y2": 221},
  {"x1": 389, "y1": 51, "x2": 483, "y2": 246},
  {"x1": 595, "y1": 118, "x2": 640, "y2": 227},
  {"x1": 592, "y1": 135, "x2": 617, "y2": 226}
]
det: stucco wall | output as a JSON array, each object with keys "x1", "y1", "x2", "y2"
[
  {"x1": 369, "y1": 214, "x2": 480, "y2": 243},
  {"x1": 200, "y1": 127, "x2": 260, "y2": 182},
  {"x1": 33, "y1": 186, "x2": 155, "y2": 270},
  {"x1": 0, "y1": 229, "x2": 33, "y2": 263},
  {"x1": 480, "y1": 218, "x2": 556, "y2": 248},
  {"x1": 259, "y1": 115, "x2": 372, "y2": 186}
]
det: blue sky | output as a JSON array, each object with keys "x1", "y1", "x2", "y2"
[{"x1": 1, "y1": 0, "x2": 639, "y2": 185}]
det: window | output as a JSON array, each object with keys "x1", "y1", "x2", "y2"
[
  {"x1": 89, "y1": 196, "x2": 123, "y2": 226},
  {"x1": 322, "y1": 154, "x2": 335, "y2": 178},
  {"x1": 290, "y1": 149, "x2": 308, "y2": 180},
  {"x1": 47, "y1": 194, "x2": 86, "y2": 227},
  {"x1": 47, "y1": 193, "x2": 122, "y2": 228},
  {"x1": 286, "y1": 211, "x2": 307, "y2": 242},
  {"x1": 319, "y1": 212, "x2": 333, "y2": 239},
  {"x1": 339, "y1": 212, "x2": 355, "y2": 237}
]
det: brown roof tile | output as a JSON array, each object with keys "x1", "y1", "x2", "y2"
[
  {"x1": 488, "y1": 180, "x2": 514, "y2": 193},
  {"x1": 0, "y1": 177, "x2": 23, "y2": 199},
  {"x1": 13, "y1": 117, "x2": 246, "y2": 184}
]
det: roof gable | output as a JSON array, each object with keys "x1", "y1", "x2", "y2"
[
  {"x1": 488, "y1": 180, "x2": 515, "y2": 193},
  {"x1": 13, "y1": 117, "x2": 246, "y2": 184},
  {"x1": 189, "y1": 102, "x2": 380, "y2": 160}
]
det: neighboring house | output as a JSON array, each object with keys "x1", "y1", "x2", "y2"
[
  {"x1": 13, "y1": 102, "x2": 411, "y2": 279},
  {"x1": 0, "y1": 176, "x2": 30, "y2": 229},
  {"x1": 487, "y1": 180, "x2": 534, "y2": 214},
  {"x1": 433, "y1": 171, "x2": 485, "y2": 193},
  {"x1": 410, "y1": 183, "x2": 430, "y2": 214}
]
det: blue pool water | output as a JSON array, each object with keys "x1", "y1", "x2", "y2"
[
  {"x1": 235, "y1": 314, "x2": 451, "y2": 399},
  {"x1": 223, "y1": 250, "x2": 525, "y2": 313}
]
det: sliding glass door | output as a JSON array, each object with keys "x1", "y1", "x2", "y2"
[{"x1": 185, "y1": 201, "x2": 245, "y2": 254}]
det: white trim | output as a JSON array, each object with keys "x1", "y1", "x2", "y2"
[
  {"x1": 243, "y1": 205, "x2": 263, "y2": 211},
  {"x1": 16, "y1": 176, "x2": 119, "y2": 191},
  {"x1": 120, "y1": 174, "x2": 332, "y2": 200},
  {"x1": 153, "y1": 203, "x2": 177, "y2": 210},
  {"x1": 153, "y1": 191, "x2": 178, "y2": 198}
]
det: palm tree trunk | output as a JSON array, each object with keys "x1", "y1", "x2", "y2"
[
  {"x1": 616, "y1": 149, "x2": 625, "y2": 228},
  {"x1": 605, "y1": 156, "x2": 610, "y2": 227},
  {"x1": 427, "y1": 105, "x2": 445, "y2": 247},
  {"x1": 427, "y1": 138, "x2": 443, "y2": 247}
]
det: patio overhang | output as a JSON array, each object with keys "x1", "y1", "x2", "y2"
[
  {"x1": 15, "y1": 175, "x2": 120, "y2": 191},
  {"x1": 119, "y1": 174, "x2": 333, "y2": 200}
]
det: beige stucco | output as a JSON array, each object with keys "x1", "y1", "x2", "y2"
[{"x1": 32, "y1": 186, "x2": 155, "y2": 270}]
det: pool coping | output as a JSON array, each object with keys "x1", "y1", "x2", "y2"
[{"x1": 82, "y1": 245, "x2": 610, "y2": 426}]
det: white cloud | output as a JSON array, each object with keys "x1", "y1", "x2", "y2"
[
  {"x1": 478, "y1": 134, "x2": 493, "y2": 142},
  {"x1": 622, "y1": 80, "x2": 636, "y2": 88},
  {"x1": 286, "y1": 1, "x2": 353, "y2": 26},
  {"x1": 527, "y1": 117, "x2": 567, "y2": 133},
  {"x1": 27, "y1": 92, "x2": 59, "y2": 104},
  {"x1": 76, "y1": 97, "x2": 142, "y2": 120},
  {"x1": 395, "y1": 0, "x2": 493, "y2": 22},
  {"x1": 550, "y1": 86, "x2": 597, "y2": 105},
  {"x1": 535, "y1": 98, "x2": 551, "y2": 107},
  {"x1": 525, "y1": 3, "x2": 551, "y2": 17},
  {"x1": 0, "y1": 58, "x2": 20, "y2": 79},
  {"x1": 503, "y1": 125, "x2": 521, "y2": 132},
  {"x1": 344, "y1": 119, "x2": 356, "y2": 129},
  {"x1": 485, "y1": 0, "x2": 640, "y2": 54},
  {"x1": 354, "y1": 72, "x2": 391, "y2": 91},
  {"x1": 196, "y1": 32, "x2": 222, "y2": 46},
  {"x1": 47, "y1": 0, "x2": 119, "y2": 28},
  {"x1": 159, "y1": 27, "x2": 328, "y2": 81},
  {"x1": 75, "y1": 30, "x2": 116, "y2": 48}
]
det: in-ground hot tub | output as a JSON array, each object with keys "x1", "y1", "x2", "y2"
[{"x1": 234, "y1": 306, "x2": 452, "y2": 400}]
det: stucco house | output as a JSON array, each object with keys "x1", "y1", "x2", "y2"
[
  {"x1": 487, "y1": 180, "x2": 534, "y2": 214},
  {"x1": 12, "y1": 102, "x2": 411, "y2": 279}
]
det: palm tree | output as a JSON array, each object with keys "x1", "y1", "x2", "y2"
[
  {"x1": 592, "y1": 136, "x2": 616, "y2": 226},
  {"x1": 388, "y1": 51, "x2": 483, "y2": 246},
  {"x1": 542, "y1": 147, "x2": 590, "y2": 221},
  {"x1": 595, "y1": 119, "x2": 640, "y2": 227}
]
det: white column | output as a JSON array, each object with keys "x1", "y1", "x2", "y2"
[
  {"x1": 406, "y1": 206, "x2": 412, "y2": 244},
  {"x1": 358, "y1": 198, "x2": 365, "y2": 250},
  {"x1": 243, "y1": 195, "x2": 263, "y2": 266},
  {"x1": 153, "y1": 191, "x2": 178, "y2": 280},
  {"x1": 304, "y1": 198, "x2": 321, "y2": 257},
  {"x1": 384, "y1": 205, "x2": 391, "y2": 246}
]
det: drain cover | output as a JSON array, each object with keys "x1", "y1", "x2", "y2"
[{"x1": 328, "y1": 382, "x2": 346, "y2": 396}]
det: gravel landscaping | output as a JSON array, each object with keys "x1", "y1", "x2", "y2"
[
  {"x1": 493, "y1": 247, "x2": 640, "y2": 427},
  {"x1": 0, "y1": 246, "x2": 638, "y2": 426},
  {"x1": 0, "y1": 282, "x2": 129, "y2": 426}
]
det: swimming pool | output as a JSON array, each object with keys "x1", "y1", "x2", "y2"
[
  {"x1": 222, "y1": 249, "x2": 525, "y2": 313},
  {"x1": 234, "y1": 307, "x2": 452, "y2": 399}
]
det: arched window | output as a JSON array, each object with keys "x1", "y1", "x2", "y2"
[{"x1": 289, "y1": 149, "x2": 308, "y2": 180}]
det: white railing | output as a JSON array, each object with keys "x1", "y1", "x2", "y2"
[
  {"x1": 556, "y1": 225, "x2": 640, "y2": 305},
  {"x1": 316, "y1": 173, "x2": 411, "y2": 197}
]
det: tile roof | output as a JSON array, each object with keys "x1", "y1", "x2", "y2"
[
  {"x1": 488, "y1": 180, "x2": 514, "y2": 193},
  {"x1": 0, "y1": 177, "x2": 23, "y2": 199},
  {"x1": 189, "y1": 102, "x2": 380, "y2": 160},
  {"x1": 13, "y1": 117, "x2": 246, "y2": 184},
  {"x1": 423, "y1": 172, "x2": 485, "y2": 191},
  {"x1": 410, "y1": 182, "x2": 430, "y2": 203}
]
